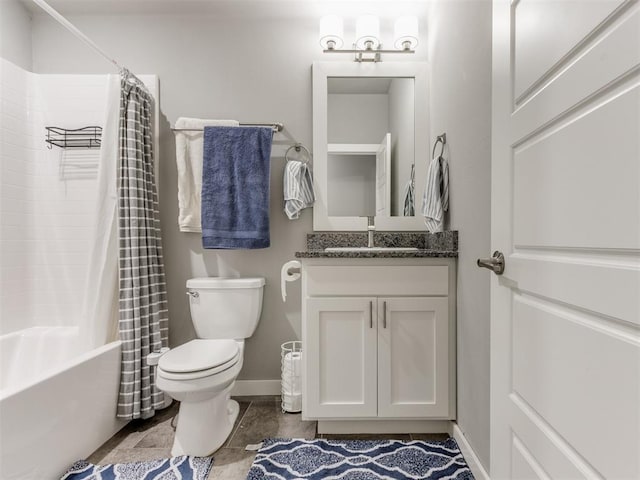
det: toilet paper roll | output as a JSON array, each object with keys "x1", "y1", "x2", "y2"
[
  {"x1": 282, "y1": 377, "x2": 302, "y2": 395},
  {"x1": 280, "y1": 260, "x2": 301, "y2": 302},
  {"x1": 282, "y1": 352, "x2": 302, "y2": 395}
]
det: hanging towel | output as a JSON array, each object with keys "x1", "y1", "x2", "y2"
[
  {"x1": 421, "y1": 154, "x2": 449, "y2": 233},
  {"x1": 201, "y1": 126, "x2": 272, "y2": 249},
  {"x1": 284, "y1": 160, "x2": 315, "y2": 220},
  {"x1": 403, "y1": 164, "x2": 415, "y2": 216},
  {"x1": 174, "y1": 117, "x2": 239, "y2": 232}
]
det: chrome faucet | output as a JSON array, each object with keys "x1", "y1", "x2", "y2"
[{"x1": 366, "y1": 216, "x2": 375, "y2": 248}]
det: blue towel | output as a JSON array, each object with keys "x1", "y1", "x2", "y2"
[{"x1": 201, "y1": 126, "x2": 272, "y2": 249}]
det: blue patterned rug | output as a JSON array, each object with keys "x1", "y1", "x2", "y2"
[
  {"x1": 60, "y1": 456, "x2": 213, "y2": 480},
  {"x1": 246, "y1": 438, "x2": 474, "y2": 479}
]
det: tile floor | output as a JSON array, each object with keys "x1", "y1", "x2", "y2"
[{"x1": 88, "y1": 396, "x2": 450, "y2": 480}]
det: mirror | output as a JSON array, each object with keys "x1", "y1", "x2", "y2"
[
  {"x1": 327, "y1": 77, "x2": 413, "y2": 217},
  {"x1": 313, "y1": 62, "x2": 429, "y2": 231}
]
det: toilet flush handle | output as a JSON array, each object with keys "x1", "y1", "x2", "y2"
[
  {"x1": 186, "y1": 290, "x2": 199, "y2": 299},
  {"x1": 147, "y1": 347, "x2": 170, "y2": 366}
]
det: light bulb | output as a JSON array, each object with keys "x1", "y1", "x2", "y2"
[
  {"x1": 394, "y1": 16, "x2": 419, "y2": 50},
  {"x1": 319, "y1": 15, "x2": 344, "y2": 50},
  {"x1": 355, "y1": 15, "x2": 380, "y2": 50}
]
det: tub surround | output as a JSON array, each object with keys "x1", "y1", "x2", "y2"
[{"x1": 296, "y1": 231, "x2": 458, "y2": 258}]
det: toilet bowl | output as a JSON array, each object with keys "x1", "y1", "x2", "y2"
[
  {"x1": 153, "y1": 277, "x2": 265, "y2": 456},
  {"x1": 156, "y1": 339, "x2": 244, "y2": 456}
]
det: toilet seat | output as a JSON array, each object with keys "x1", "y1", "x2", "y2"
[{"x1": 158, "y1": 339, "x2": 240, "y2": 381}]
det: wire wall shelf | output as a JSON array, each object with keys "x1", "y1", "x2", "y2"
[{"x1": 45, "y1": 126, "x2": 102, "y2": 149}]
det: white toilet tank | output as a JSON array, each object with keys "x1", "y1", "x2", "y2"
[{"x1": 186, "y1": 277, "x2": 265, "y2": 339}]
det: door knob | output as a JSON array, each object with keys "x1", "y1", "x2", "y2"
[{"x1": 477, "y1": 251, "x2": 505, "y2": 275}]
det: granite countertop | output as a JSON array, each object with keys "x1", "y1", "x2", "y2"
[
  {"x1": 294, "y1": 231, "x2": 458, "y2": 258},
  {"x1": 295, "y1": 249, "x2": 458, "y2": 258}
]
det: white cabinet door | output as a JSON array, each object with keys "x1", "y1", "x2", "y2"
[
  {"x1": 305, "y1": 297, "x2": 378, "y2": 418},
  {"x1": 377, "y1": 297, "x2": 450, "y2": 418}
]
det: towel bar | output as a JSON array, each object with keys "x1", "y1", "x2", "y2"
[{"x1": 171, "y1": 122, "x2": 284, "y2": 133}]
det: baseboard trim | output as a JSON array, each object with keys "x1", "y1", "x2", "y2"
[
  {"x1": 452, "y1": 423, "x2": 490, "y2": 480},
  {"x1": 231, "y1": 379, "x2": 281, "y2": 396}
]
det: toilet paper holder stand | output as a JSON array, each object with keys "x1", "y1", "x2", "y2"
[{"x1": 281, "y1": 340, "x2": 303, "y2": 413}]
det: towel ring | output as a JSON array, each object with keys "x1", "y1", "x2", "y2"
[{"x1": 285, "y1": 143, "x2": 312, "y2": 165}]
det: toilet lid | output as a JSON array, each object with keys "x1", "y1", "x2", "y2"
[{"x1": 158, "y1": 339, "x2": 239, "y2": 373}]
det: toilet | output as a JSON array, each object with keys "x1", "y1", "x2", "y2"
[{"x1": 155, "y1": 277, "x2": 265, "y2": 456}]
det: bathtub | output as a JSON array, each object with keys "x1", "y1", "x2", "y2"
[{"x1": 0, "y1": 327, "x2": 127, "y2": 480}]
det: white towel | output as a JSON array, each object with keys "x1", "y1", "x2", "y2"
[
  {"x1": 283, "y1": 160, "x2": 315, "y2": 220},
  {"x1": 174, "y1": 117, "x2": 239, "y2": 232},
  {"x1": 421, "y1": 154, "x2": 449, "y2": 233}
]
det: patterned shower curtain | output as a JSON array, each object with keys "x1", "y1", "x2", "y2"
[{"x1": 116, "y1": 70, "x2": 169, "y2": 420}]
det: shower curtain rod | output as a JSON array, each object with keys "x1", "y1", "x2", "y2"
[{"x1": 32, "y1": 0, "x2": 123, "y2": 73}]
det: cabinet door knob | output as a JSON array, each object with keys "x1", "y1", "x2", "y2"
[
  {"x1": 369, "y1": 300, "x2": 373, "y2": 328},
  {"x1": 383, "y1": 301, "x2": 387, "y2": 328}
]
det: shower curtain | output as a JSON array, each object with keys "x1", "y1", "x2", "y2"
[
  {"x1": 116, "y1": 70, "x2": 169, "y2": 420},
  {"x1": 81, "y1": 75, "x2": 120, "y2": 349}
]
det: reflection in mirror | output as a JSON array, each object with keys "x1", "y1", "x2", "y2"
[
  {"x1": 327, "y1": 77, "x2": 415, "y2": 217},
  {"x1": 312, "y1": 62, "x2": 428, "y2": 231}
]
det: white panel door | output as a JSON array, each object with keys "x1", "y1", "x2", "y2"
[
  {"x1": 304, "y1": 297, "x2": 378, "y2": 418},
  {"x1": 491, "y1": 1, "x2": 640, "y2": 479},
  {"x1": 377, "y1": 297, "x2": 450, "y2": 418}
]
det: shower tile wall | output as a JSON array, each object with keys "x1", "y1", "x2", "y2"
[
  {"x1": 1, "y1": 59, "x2": 34, "y2": 334},
  {"x1": 0, "y1": 58, "x2": 107, "y2": 335}
]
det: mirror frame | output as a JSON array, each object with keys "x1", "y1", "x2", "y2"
[{"x1": 312, "y1": 61, "x2": 429, "y2": 231}]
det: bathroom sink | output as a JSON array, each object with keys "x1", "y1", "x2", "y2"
[{"x1": 324, "y1": 247, "x2": 420, "y2": 252}]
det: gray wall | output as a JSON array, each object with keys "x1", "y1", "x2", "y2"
[
  {"x1": 327, "y1": 153, "x2": 376, "y2": 216},
  {"x1": 327, "y1": 92, "x2": 388, "y2": 217},
  {"x1": 31, "y1": 13, "x2": 321, "y2": 382},
  {"x1": 428, "y1": 0, "x2": 492, "y2": 471},
  {"x1": 327, "y1": 93, "x2": 388, "y2": 144},
  {"x1": 29, "y1": 7, "x2": 492, "y2": 470},
  {"x1": 0, "y1": 0, "x2": 32, "y2": 70},
  {"x1": 388, "y1": 78, "x2": 414, "y2": 216}
]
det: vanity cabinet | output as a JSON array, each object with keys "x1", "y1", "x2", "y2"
[{"x1": 301, "y1": 258, "x2": 456, "y2": 423}]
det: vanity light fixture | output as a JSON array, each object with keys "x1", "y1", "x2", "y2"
[
  {"x1": 319, "y1": 15, "x2": 418, "y2": 62},
  {"x1": 355, "y1": 15, "x2": 380, "y2": 50},
  {"x1": 319, "y1": 15, "x2": 344, "y2": 50},
  {"x1": 394, "y1": 16, "x2": 419, "y2": 50}
]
